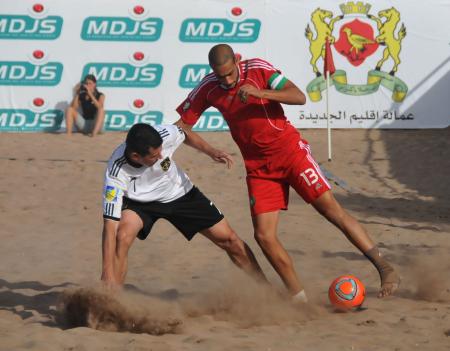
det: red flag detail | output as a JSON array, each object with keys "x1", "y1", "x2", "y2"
[{"x1": 323, "y1": 37, "x2": 336, "y2": 78}]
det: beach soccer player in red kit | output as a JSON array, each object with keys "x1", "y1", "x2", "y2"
[{"x1": 174, "y1": 44, "x2": 400, "y2": 303}]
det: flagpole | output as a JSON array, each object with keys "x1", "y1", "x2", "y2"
[
  {"x1": 324, "y1": 37, "x2": 333, "y2": 162},
  {"x1": 326, "y1": 72, "x2": 332, "y2": 161}
]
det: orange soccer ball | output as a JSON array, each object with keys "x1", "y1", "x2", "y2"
[{"x1": 328, "y1": 275, "x2": 365, "y2": 310}]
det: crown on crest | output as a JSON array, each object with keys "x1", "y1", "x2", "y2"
[{"x1": 339, "y1": 2, "x2": 371, "y2": 15}]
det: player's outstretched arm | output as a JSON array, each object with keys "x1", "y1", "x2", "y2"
[
  {"x1": 175, "y1": 119, "x2": 234, "y2": 169},
  {"x1": 101, "y1": 219, "x2": 119, "y2": 287},
  {"x1": 238, "y1": 80, "x2": 306, "y2": 105}
]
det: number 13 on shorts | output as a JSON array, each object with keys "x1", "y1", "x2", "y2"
[
  {"x1": 291, "y1": 153, "x2": 331, "y2": 203},
  {"x1": 300, "y1": 168, "x2": 319, "y2": 186}
]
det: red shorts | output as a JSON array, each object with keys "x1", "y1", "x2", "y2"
[{"x1": 246, "y1": 140, "x2": 331, "y2": 216}]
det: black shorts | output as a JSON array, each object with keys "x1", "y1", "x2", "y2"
[{"x1": 122, "y1": 186, "x2": 224, "y2": 241}]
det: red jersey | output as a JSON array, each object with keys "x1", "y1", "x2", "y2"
[{"x1": 176, "y1": 58, "x2": 302, "y2": 172}]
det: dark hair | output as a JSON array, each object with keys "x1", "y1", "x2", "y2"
[
  {"x1": 125, "y1": 123, "x2": 162, "y2": 156},
  {"x1": 82, "y1": 74, "x2": 97, "y2": 84},
  {"x1": 79, "y1": 74, "x2": 100, "y2": 95},
  {"x1": 208, "y1": 44, "x2": 235, "y2": 67}
]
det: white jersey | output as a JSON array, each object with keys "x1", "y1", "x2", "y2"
[{"x1": 103, "y1": 124, "x2": 193, "y2": 221}]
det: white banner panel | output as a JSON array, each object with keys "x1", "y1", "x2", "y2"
[{"x1": 0, "y1": 0, "x2": 449, "y2": 132}]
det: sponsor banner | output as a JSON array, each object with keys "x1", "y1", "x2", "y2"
[
  {"x1": 0, "y1": 61, "x2": 63, "y2": 86},
  {"x1": 81, "y1": 63, "x2": 163, "y2": 88},
  {"x1": 0, "y1": 0, "x2": 449, "y2": 132},
  {"x1": 0, "y1": 15, "x2": 63, "y2": 40},
  {"x1": 192, "y1": 111, "x2": 229, "y2": 131},
  {"x1": 81, "y1": 17, "x2": 163, "y2": 42},
  {"x1": 0, "y1": 108, "x2": 163, "y2": 132},
  {"x1": 179, "y1": 64, "x2": 212, "y2": 88},
  {"x1": 179, "y1": 18, "x2": 261, "y2": 43},
  {"x1": 105, "y1": 110, "x2": 163, "y2": 130},
  {"x1": 0, "y1": 50, "x2": 63, "y2": 86},
  {"x1": 0, "y1": 109, "x2": 64, "y2": 132}
]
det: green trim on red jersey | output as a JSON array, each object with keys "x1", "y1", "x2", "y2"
[{"x1": 268, "y1": 72, "x2": 288, "y2": 90}]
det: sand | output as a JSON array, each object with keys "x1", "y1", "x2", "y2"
[{"x1": 0, "y1": 128, "x2": 449, "y2": 351}]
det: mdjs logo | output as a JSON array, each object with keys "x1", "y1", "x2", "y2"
[
  {"x1": 179, "y1": 64, "x2": 212, "y2": 88},
  {"x1": 81, "y1": 52, "x2": 162, "y2": 88},
  {"x1": 0, "y1": 50, "x2": 63, "y2": 86},
  {"x1": 179, "y1": 7, "x2": 260, "y2": 43},
  {"x1": 193, "y1": 112, "x2": 229, "y2": 131},
  {"x1": 0, "y1": 4, "x2": 63, "y2": 40},
  {"x1": 81, "y1": 5, "x2": 163, "y2": 41},
  {"x1": 105, "y1": 99, "x2": 163, "y2": 131},
  {"x1": 105, "y1": 111, "x2": 163, "y2": 130},
  {"x1": 0, "y1": 98, "x2": 63, "y2": 132}
]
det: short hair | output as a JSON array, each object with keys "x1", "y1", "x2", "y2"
[
  {"x1": 208, "y1": 44, "x2": 235, "y2": 67},
  {"x1": 125, "y1": 123, "x2": 162, "y2": 156}
]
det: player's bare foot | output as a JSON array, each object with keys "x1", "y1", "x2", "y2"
[
  {"x1": 363, "y1": 246, "x2": 400, "y2": 298},
  {"x1": 378, "y1": 269, "x2": 400, "y2": 298}
]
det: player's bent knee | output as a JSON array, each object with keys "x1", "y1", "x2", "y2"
[
  {"x1": 253, "y1": 230, "x2": 275, "y2": 248},
  {"x1": 228, "y1": 233, "x2": 243, "y2": 251},
  {"x1": 116, "y1": 229, "x2": 134, "y2": 249},
  {"x1": 220, "y1": 231, "x2": 242, "y2": 253}
]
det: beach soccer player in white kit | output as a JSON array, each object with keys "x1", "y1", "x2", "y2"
[{"x1": 101, "y1": 123, "x2": 266, "y2": 286}]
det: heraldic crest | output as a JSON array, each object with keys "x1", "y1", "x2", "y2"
[{"x1": 305, "y1": 2, "x2": 408, "y2": 102}]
